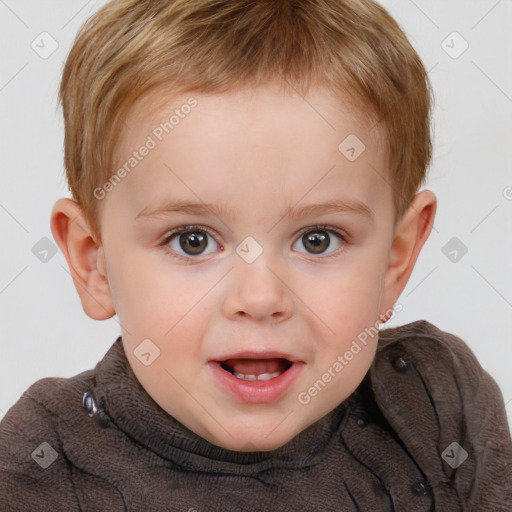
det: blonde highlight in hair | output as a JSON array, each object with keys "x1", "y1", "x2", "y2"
[{"x1": 59, "y1": 0, "x2": 433, "y2": 239}]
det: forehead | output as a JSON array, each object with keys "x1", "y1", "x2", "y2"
[{"x1": 111, "y1": 81, "x2": 391, "y2": 220}]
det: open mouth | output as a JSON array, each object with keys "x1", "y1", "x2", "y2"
[
  {"x1": 209, "y1": 353, "x2": 304, "y2": 403},
  {"x1": 219, "y1": 358, "x2": 293, "y2": 382}
]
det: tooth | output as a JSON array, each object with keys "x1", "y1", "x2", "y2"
[
  {"x1": 256, "y1": 372, "x2": 281, "y2": 381},
  {"x1": 234, "y1": 372, "x2": 257, "y2": 380},
  {"x1": 233, "y1": 371, "x2": 281, "y2": 381}
]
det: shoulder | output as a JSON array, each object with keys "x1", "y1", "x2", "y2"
[
  {"x1": 372, "y1": 318, "x2": 508, "y2": 435},
  {"x1": 370, "y1": 319, "x2": 512, "y2": 508},
  {"x1": 0, "y1": 368, "x2": 95, "y2": 460},
  {"x1": 0, "y1": 370, "x2": 94, "y2": 511},
  {"x1": 375, "y1": 318, "x2": 487, "y2": 379},
  {"x1": 374, "y1": 319, "x2": 507, "y2": 414},
  {"x1": 1, "y1": 367, "x2": 95, "y2": 436}
]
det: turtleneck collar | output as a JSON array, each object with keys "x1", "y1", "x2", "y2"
[{"x1": 93, "y1": 337, "x2": 353, "y2": 475}]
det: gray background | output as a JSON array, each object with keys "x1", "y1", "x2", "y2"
[{"x1": 1, "y1": 0, "x2": 511, "y2": 429}]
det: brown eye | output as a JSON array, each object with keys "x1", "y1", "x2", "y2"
[
  {"x1": 303, "y1": 230, "x2": 330, "y2": 254},
  {"x1": 178, "y1": 231, "x2": 208, "y2": 255},
  {"x1": 163, "y1": 227, "x2": 219, "y2": 258},
  {"x1": 293, "y1": 228, "x2": 345, "y2": 257}
]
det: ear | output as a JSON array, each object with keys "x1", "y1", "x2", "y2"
[
  {"x1": 50, "y1": 198, "x2": 115, "y2": 320},
  {"x1": 378, "y1": 190, "x2": 437, "y2": 323}
]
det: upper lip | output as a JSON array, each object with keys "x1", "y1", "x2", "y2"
[{"x1": 211, "y1": 351, "x2": 303, "y2": 363}]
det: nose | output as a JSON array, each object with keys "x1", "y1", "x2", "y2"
[{"x1": 222, "y1": 259, "x2": 294, "y2": 323}]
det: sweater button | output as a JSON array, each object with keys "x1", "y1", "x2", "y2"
[
  {"x1": 82, "y1": 391, "x2": 98, "y2": 416},
  {"x1": 82, "y1": 390, "x2": 110, "y2": 428},
  {"x1": 411, "y1": 480, "x2": 431, "y2": 496},
  {"x1": 356, "y1": 415, "x2": 368, "y2": 428},
  {"x1": 391, "y1": 356, "x2": 408, "y2": 373}
]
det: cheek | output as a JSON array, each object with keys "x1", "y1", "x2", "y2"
[
  {"x1": 311, "y1": 254, "x2": 385, "y2": 333},
  {"x1": 105, "y1": 249, "x2": 173, "y2": 329},
  {"x1": 108, "y1": 251, "x2": 213, "y2": 344}
]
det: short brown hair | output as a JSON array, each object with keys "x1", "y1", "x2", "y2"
[{"x1": 59, "y1": 0, "x2": 433, "y2": 240}]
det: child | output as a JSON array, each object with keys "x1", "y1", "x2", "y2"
[{"x1": 1, "y1": 0, "x2": 511, "y2": 510}]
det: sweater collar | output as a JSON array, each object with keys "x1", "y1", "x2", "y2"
[{"x1": 94, "y1": 337, "x2": 352, "y2": 475}]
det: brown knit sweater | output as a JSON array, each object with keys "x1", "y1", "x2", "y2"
[{"x1": 1, "y1": 320, "x2": 511, "y2": 511}]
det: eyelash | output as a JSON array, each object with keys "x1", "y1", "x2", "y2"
[{"x1": 158, "y1": 224, "x2": 349, "y2": 262}]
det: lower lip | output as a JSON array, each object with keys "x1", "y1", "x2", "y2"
[{"x1": 208, "y1": 360, "x2": 304, "y2": 404}]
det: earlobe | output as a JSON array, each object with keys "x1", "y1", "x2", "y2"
[
  {"x1": 379, "y1": 190, "x2": 437, "y2": 322},
  {"x1": 50, "y1": 198, "x2": 115, "y2": 320}
]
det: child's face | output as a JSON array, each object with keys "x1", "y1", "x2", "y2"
[{"x1": 83, "y1": 81, "x2": 427, "y2": 451}]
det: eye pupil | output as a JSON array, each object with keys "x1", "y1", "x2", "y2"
[
  {"x1": 180, "y1": 232, "x2": 207, "y2": 254},
  {"x1": 303, "y1": 230, "x2": 329, "y2": 254}
]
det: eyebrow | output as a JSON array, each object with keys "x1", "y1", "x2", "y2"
[{"x1": 136, "y1": 198, "x2": 374, "y2": 223}]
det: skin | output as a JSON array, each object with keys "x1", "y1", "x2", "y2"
[{"x1": 51, "y1": 80, "x2": 436, "y2": 452}]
